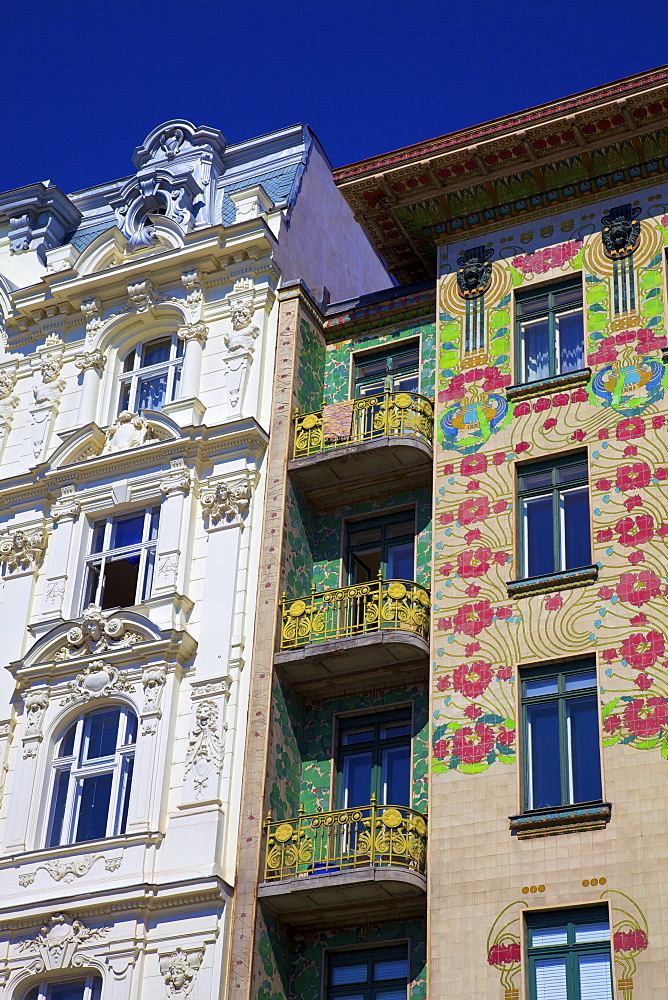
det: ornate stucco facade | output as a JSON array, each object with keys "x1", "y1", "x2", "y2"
[
  {"x1": 225, "y1": 66, "x2": 668, "y2": 1000},
  {"x1": 0, "y1": 120, "x2": 388, "y2": 999}
]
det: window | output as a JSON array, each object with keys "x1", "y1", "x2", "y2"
[
  {"x1": 118, "y1": 335, "x2": 183, "y2": 413},
  {"x1": 327, "y1": 946, "x2": 408, "y2": 1000},
  {"x1": 23, "y1": 977, "x2": 102, "y2": 1000},
  {"x1": 517, "y1": 280, "x2": 584, "y2": 384},
  {"x1": 347, "y1": 512, "x2": 415, "y2": 584},
  {"x1": 354, "y1": 343, "x2": 420, "y2": 397},
  {"x1": 517, "y1": 455, "x2": 590, "y2": 579},
  {"x1": 337, "y1": 709, "x2": 412, "y2": 809},
  {"x1": 521, "y1": 662, "x2": 602, "y2": 811},
  {"x1": 84, "y1": 508, "x2": 159, "y2": 610},
  {"x1": 526, "y1": 908, "x2": 613, "y2": 1000},
  {"x1": 46, "y1": 707, "x2": 137, "y2": 847}
]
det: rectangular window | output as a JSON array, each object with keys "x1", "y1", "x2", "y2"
[
  {"x1": 327, "y1": 945, "x2": 409, "y2": 1000},
  {"x1": 337, "y1": 709, "x2": 412, "y2": 809},
  {"x1": 354, "y1": 343, "x2": 420, "y2": 397},
  {"x1": 516, "y1": 280, "x2": 584, "y2": 384},
  {"x1": 84, "y1": 507, "x2": 159, "y2": 610},
  {"x1": 517, "y1": 455, "x2": 590, "y2": 579},
  {"x1": 521, "y1": 661, "x2": 602, "y2": 811},
  {"x1": 346, "y1": 511, "x2": 416, "y2": 584},
  {"x1": 526, "y1": 908, "x2": 613, "y2": 1000}
]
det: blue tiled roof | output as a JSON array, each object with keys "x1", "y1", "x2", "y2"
[
  {"x1": 221, "y1": 164, "x2": 301, "y2": 225},
  {"x1": 70, "y1": 220, "x2": 117, "y2": 251}
]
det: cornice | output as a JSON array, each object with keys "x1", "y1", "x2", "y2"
[{"x1": 323, "y1": 286, "x2": 435, "y2": 339}]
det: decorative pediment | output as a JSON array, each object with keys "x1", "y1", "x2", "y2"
[{"x1": 48, "y1": 410, "x2": 181, "y2": 470}]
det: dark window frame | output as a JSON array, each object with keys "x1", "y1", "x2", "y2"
[
  {"x1": 345, "y1": 509, "x2": 416, "y2": 585},
  {"x1": 327, "y1": 944, "x2": 409, "y2": 1000},
  {"x1": 336, "y1": 707, "x2": 413, "y2": 809},
  {"x1": 521, "y1": 660, "x2": 602, "y2": 812},
  {"x1": 525, "y1": 906, "x2": 613, "y2": 1000},
  {"x1": 353, "y1": 340, "x2": 421, "y2": 397},
  {"x1": 515, "y1": 278, "x2": 584, "y2": 384},
  {"x1": 517, "y1": 453, "x2": 590, "y2": 580}
]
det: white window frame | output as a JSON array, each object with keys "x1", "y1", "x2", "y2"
[
  {"x1": 22, "y1": 974, "x2": 102, "y2": 1000},
  {"x1": 46, "y1": 707, "x2": 137, "y2": 848},
  {"x1": 118, "y1": 333, "x2": 183, "y2": 413},
  {"x1": 83, "y1": 507, "x2": 159, "y2": 611}
]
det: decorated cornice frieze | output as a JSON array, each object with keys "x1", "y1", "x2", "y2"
[
  {"x1": 159, "y1": 457, "x2": 192, "y2": 496},
  {"x1": 0, "y1": 527, "x2": 47, "y2": 575},
  {"x1": 51, "y1": 485, "x2": 81, "y2": 522},
  {"x1": 200, "y1": 473, "x2": 254, "y2": 527},
  {"x1": 18, "y1": 851, "x2": 122, "y2": 887},
  {"x1": 55, "y1": 604, "x2": 143, "y2": 660},
  {"x1": 15, "y1": 913, "x2": 110, "y2": 971}
]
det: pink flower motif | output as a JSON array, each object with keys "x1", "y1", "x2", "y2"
[
  {"x1": 465, "y1": 643, "x2": 481, "y2": 656},
  {"x1": 515, "y1": 441, "x2": 530, "y2": 454},
  {"x1": 463, "y1": 703, "x2": 483, "y2": 720},
  {"x1": 601, "y1": 648, "x2": 617, "y2": 662},
  {"x1": 464, "y1": 529, "x2": 482, "y2": 542},
  {"x1": 615, "y1": 514, "x2": 655, "y2": 547},
  {"x1": 460, "y1": 454, "x2": 488, "y2": 477},
  {"x1": 598, "y1": 428, "x2": 610, "y2": 440},
  {"x1": 488, "y1": 942, "x2": 522, "y2": 966},
  {"x1": 458, "y1": 547, "x2": 492, "y2": 578},
  {"x1": 438, "y1": 563, "x2": 453, "y2": 576},
  {"x1": 452, "y1": 723, "x2": 495, "y2": 763},
  {"x1": 652, "y1": 415, "x2": 666, "y2": 429},
  {"x1": 493, "y1": 500, "x2": 507, "y2": 514},
  {"x1": 552, "y1": 393, "x2": 569, "y2": 406},
  {"x1": 433, "y1": 739, "x2": 450, "y2": 760},
  {"x1": 466, "y1": 584, "x2": 481, "y2": 597},
  {"x1": 496, "y1": 606, "x2": 513, "y2": 620},
  {"x1": 617, "y1": 570, "x2": 662, "y2": 608},
  {"x1": 493, "y1": 451, "x2": 507, "y2": 465},
  {"x1": 543, "y1": 418, "x2": 558, "y2": 430},
  {"x1": 634, "y1": 670, "x2": 653, "y2": 690},
  {"x1": 588, "y1": 341, "x2": 617, "y2": 365},
  {"x1": 514, "y1": 401, "x2": 531, "y2": 416},
  {"x1": 628, "y1": 551, "x2": 645, "y2": 565},
  {"x1": 466, "y1": 479, "x2": 481, "y2": 492},
  {"x1": 596, "y1": 529, "x2": 614, "y2": 542},
  {"x1": 443, "y1": 463, "x2": 455, "y2": 475},
  {"x1": 571, "y1": 387, "x2": 588, "y2": 403},
  {"x1": 624, "y1": 445, "x2": 639, "y2": 457},
  {"x1": 604, "y1": 715, "x2": 621, "y2": 733},
  {"x1": 439, "y1": 511, "x2": 455, "y2": 525},
  {"x1": 571, "y1": 429, "x2": 586, "y2": 442},
  {"x1": 623, "y1": 696, "x2": 668, "y2": 738},
  {"x1": 453, "y1": 600, "x2": 495, "y2": 637},
  {"x1": 616, "y1": 417, "x2": 646, "y2": 441},
  {"x1": 533, "y1": 396, "x2": 551, "y2": 412},
  {"x1": 595, "y1": 479, "x2": 612, "y2": 492},
  {"x1": 437, "y1": 617, "x2": 452, "y2": 630},
  {"x1": 493, "y1": 551, "x2": 510, "y2": 565},
  {"x1": 621, "y1": 631, "x2": 665, "y2": 670},
  {"x1": 545, "y1": 594, "x2": 563, "y2": 611},
  {"x1": 616, "y1": 462, "x2": 651, "y2": 492},
  {"x1": 458, "y1": 496, "x2": 490, "y2": 526},
  {"x1": 630, "y1": 613, "x2": 649, "y2": 625},
  {"x1": 497, "y1": 727, "x2": 516, "y2": 747},
  {"x1": 496, "y1": 665, "x2": 513, "y2": 681},
  {"x1": 436, "y1": 675, "x2": 452, "y2": 692},
  {"x1": 624, "y1": 496, "x2": 644, "y2": 512},
  {"x1": 614, "y1": 929, "x2": 648, "y2": 954},
  {"x1": 598, "y1": 587, "x2": 614, "y2": 600},
  {"x1": 658, "y1": 524, "x2": 668, "y2": 536},
  {"x1": 655, "y1": 467, "x2": 668, "y2": 481}
]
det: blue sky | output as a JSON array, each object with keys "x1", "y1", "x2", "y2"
[{"x1": 2, "y1": 0, "x2": 667, "y2": 195}]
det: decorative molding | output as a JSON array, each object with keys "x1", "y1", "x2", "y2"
[
  {"x1": 142, "y1": 665, "x2": 166, "y2": 713},
  {"x1": 80, "y1": 297, "x2": 103, "y2": 343},
  {"x1": 74, "y1": 350, "x2": 105, "y2": 372},
  {"x1": 456, "y1": 246, "x2": 494, "y2": 298},
  {"x1": 601, "y1": 204, "x2": 641, "y2": 259},
  {"x1": 22, "y1": 688, "x2": 49, "y2": 737},
  {"x1": 30, "y1": 349, "x2": 66, "y2": 461},
  {"x1": 55, "y1": 605, "x2": 142, "y2": 660},
  {"x1": 0, "y1": 363, "x2": 18, "y2": 400},
  {"x1": 102, "y1": 410, "x2": 158, "y2": 454},
  {"x1": 159, "y1": 458, "x2": 191, "y2": 496},
  {"x1": 221, "y1": 277, "x2": 261, "y2": 412},
  {"x1": 64, "y1": 659, "x2": 135, "y2": 704},
  {"x1": 18, "y1": 852, "x2": 122, "y2": 886},
  {"x1": 127, "y1": 278, "x2": 157, "y2": 314},
  {"x1": 161, "y1": 946, "x2": 203, "y2": 998},
  {"x1": 0, "y1": 528, "x2": 47, "y2": 575},
  {"x1": 51, "y1": 485, "x2": 81, "y2": 522},
  {"x1": 16, "y1": 913, "x2": 110, "y2": 971},
  {"x1": 157, "y1": 553, "x2": 179, "y2": 589},
  {"x1": 200, "y1": 477, "x2": 252, "y2": 526},
  {"x1": 184, "y1": 699, "x2": 226, "y2": 799}
]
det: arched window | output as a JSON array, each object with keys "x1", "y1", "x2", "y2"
[
  {"x1": 23, "y1": 976, "x2": 102, "y2": 1000},
  {"x1": 118, "y1": 334, "x2": 183, "y2": 413},
  {"x1": 46, "y1": 707, "x2": 137, "y2": 848}
]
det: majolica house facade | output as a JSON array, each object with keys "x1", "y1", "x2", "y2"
[
  {"x1": 227, "y1": 66, "x2": 668, "y2": 1000},
  {"x1": 0, "y1": 121, "x2": 388, "y2": 1000}
]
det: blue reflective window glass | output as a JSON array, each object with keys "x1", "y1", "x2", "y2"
[
  {"x1": 568, "y1": 697, "x2": 602, "y2": 803},
  {"x1": 84, "y1": 710, "x2": 120, "y2": 760},
  {"x1": 526, "y1": 701, "x2": 561, "y2": 809},
  {"x1": 75, "y1": 772, "x2": 113, "y2": 842},
  {"x1": 524, "y1": 495, "x2": 554, "y2": 577},
  {"x1": 562, "y1": 488, "x2": 591, "y2": 570}
]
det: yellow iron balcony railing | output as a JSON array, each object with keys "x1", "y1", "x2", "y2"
[
  {"x1": 293, "y1": 390, "x2": 434, "y2": 458},
  {"x1": 264, "y1": 798, "x2": 427, "y2": 882},
  {"x1": 280, "y1": 577, "x2": 430, "y2": 650}
]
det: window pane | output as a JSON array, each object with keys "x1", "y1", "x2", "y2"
[
  {"x1": 349, "y1": 528, "x2": 382, "y2": 547},
  {"x1": 100, "y1": 554, "x2": 140, "y2": 609},
  {"x1": 331, "y1": 964, "x2": 368, "y2": 986},
  {"x1": 141, "y1": 338, "x2": 171, "y2": 367},
  {"x1": 556, "y1": 309, "x2": 584, "y2": 373},
  {"x1": 149, "y1": 506, "x2": 160, "y2": 539},
  {"x1": 118, "y1": 382, "x2": 131, "y2": 412},
  {"x1": 124, "y1": 712, "x2": 138, "y2": 745},
  {"x1": 386, "y1": 541, "x2": 414, "y2": 579},
  {"x1": 524, "y1": 676, "x2": 559, "y2": 697},
  {"x1": 49, "y1": 982, "x2": 87, "y2": 1000},
  {"x1": 381, "y1": 745, "x2": 410, "y2": 806},
  {"x1": 531, "y1": 927, "x2": 568, "y2": 947},
  {"x1": 524, "y1": 495, "x2": 554, "y2": 577},
  {"x1": 138, "y1": 372, "x2": 168, "y2": 411},
  {"x1": 564, "y1": 670, "x2": 597, "y2": 691},
  {"x1": 521, "y1": 317, "x2": 550, "y2": 382},
  {"x1": 85, "y1": 710, "x2": 120, "y2": 760},
  {"x1": 48, "y1": 767, "x2": 71, "y2": 847},
  {"x1": 91, "y1": 522, "x2": 107, "y2": 554},
  {"x1": 390, "y1": 349, "x2": 420, "y2": 372},
  {"x1": 118, "y1": 757, "x2": 134, "y2": 834},
  {"x1": 558, "y1": 462, "x2": 588, "y2": 484},
  {"x1": 527, "y1": 702, "x2": 561, "y2": 808},
  {"x1": 75, "y1": 772, "x2": 113, "y2": 841},
  {"x1": 142, "y1": 549, "x2": 156, "y2": 601},
  {"x1": 386, "y1": 517, "x2": 415, "y2": 538},
  {"x1": 534, "y1": 957, "x2": 568, "y2": 1000},
  {"x1": 520, "y1": 470, "x2": 553, "y2": 491},
  {"x1": 562, "y1": 487, "x2": 591, "y2": 570},
  {"x1": 554, "y1": 287, "x2": 582, "y2": 308},
  {"x1": 376, "y1": 990, "x2": 407, "y2": 1000},
  {"x1": 393, "y1": 372, "x2": 419, "y2": 393},
  {"x1": 380, "y1": 723, "x2": 412, "y2": 740},
  {"x1": 579, "y1": 953, "x2": 613, "y2": 1000},
  {"x1": 518, "y1": 295, "x2": 549, "y2": 315},
  {"x1": 342, "y1": 728, "x2": 375, "y2": 746},
  {"x1": 57, "y1": 724, "x2": 76, "y2": 758},
  {"x1": 112, "y1": 514, "x2": 145, "y2": 549},
  {"x1": 575, "y1": 922, "x2": 610, "y2": 943},
  {"x1": 373, "y1": 959, "x2": 408, "y2": 981},
  {"x1": 341, "y1": 752, "x2": 373, "y2": 807},
  {"x1": 568, "y1": 696, "x2": 602, "y2": 803}
]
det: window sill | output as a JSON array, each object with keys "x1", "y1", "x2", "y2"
[
  {"x1": 506, "y1": 368, "x2": 591, "y2": 403},
  {"x1": 0, "y1": 830, "x2": 164, "y2": 870},
  {"x1": 509, "y1": 802, "x2": 611, "y2": 839},
  {"x1": 507, "y1": 564, "x2": 598, "y2": 599}
]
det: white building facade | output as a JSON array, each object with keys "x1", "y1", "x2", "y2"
[{"x1": 0, "y1": 120, "x2": 388, "y2": 1000}]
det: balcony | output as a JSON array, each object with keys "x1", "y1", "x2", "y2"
[
  {"x1": 258, "y1": 799, "x2": 427, "y2": 925},
  {"x1": 275, "y1": 577, "x2": 430, "y2": 692},
  {"x1": 289, "y1": 391, "x2": 433, "y2": 505}
]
